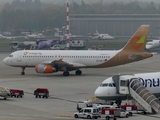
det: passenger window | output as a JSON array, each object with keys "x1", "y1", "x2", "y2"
[
  {"x1": 93, "y1": 109, "x2": 97, "y2": 113},
  {"x1": 109, "y1": 83, "x2": 112, "y2": 87},
  {"x1": 88, "y1": 109, "x2": 91, "y2": 113},
  {"x1": 9, "y1": 55, "x2": 13, "y2": 57},
  {"x1": 84, "y1": 109, "x2": 88, "y2": 112},
  {"x1": 112, "y1": 83, "x2": 116, "y2": 87},
  {"x1": 120, "y1": 80, "x2": 126, "y2": 86},
  {"x1": 79, "y1": 109, "x2": 83, "y2": 113},
  {"x1": 102, "y1": 83, "x2": 108, "y2": 87}
]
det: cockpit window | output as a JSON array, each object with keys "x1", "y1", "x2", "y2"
[
  {"x1": 112, "y1": 83, "x2": 116, "y2": 87},
  {"x1": 102, "y1": 83, "x2": 108, "y2": 87},
  {"x1": 100, "y1": 83, "x2": 116, "y2": 87},
  {"x1": 109, "y1": 83, "x2": 112, "y2": 87},
  {"x1": 9, "y1": 54, "x2": 13, "y2": 57}
]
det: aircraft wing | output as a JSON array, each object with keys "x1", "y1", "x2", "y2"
[{"x1": 41, "y1": 59, "x2": 86, "y2": 67}]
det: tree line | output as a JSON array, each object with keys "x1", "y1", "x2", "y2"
[{"x1": 0, "y1": 0, "x2": 160, "y2": 33}]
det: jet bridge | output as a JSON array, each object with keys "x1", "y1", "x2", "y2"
[{"x1": 112, "y1": 75, "x2": 160, "y2": 113}]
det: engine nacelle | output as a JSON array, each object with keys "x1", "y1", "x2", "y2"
[{"x1": 35, "y1": 64, "x2": 58, "y2": 73}]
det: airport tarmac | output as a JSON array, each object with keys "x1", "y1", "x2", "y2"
[{"x1": 0, "y1": 53, "x2": 160, "y2": 120}]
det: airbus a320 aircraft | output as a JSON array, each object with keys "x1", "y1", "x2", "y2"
[
  {"x1": 3, "y1": 25, "x2": 152, "y2": 76},
  {"x1": 94, "y1": 72, "x2": 160, "y2": 113}
]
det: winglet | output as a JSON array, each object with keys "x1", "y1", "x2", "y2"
[{"x1": 122, "y1": 25, "x2": 149, "y2": 52}]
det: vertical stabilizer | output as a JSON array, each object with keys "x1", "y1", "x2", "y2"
[{"x1": 122, "y1": 25, "x2": 149, "y2": 52}]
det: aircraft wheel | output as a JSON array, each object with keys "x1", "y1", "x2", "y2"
[
  {"x1": 21, "y1": 72, "x2": 25, "y2": 75},
  {"x1": 21, "y1": 67, "x2": 25, "y2": 75},
  {"x1": 63, "y1": 71, "x2": 70, "y2": 76},
  {"x1": 75, "y1": 70, "x2": 82, "y2": 75},
  {"x1": 74, "y1": 114, "x2": 78, "y2": 118}
]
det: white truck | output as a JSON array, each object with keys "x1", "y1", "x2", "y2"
[
  {"x1": 101, "y1": 108, "x2": 129, "y2": 120},
  {"x1": 50, "y1": 44, "x2": 67, "y2": 50},
  {"x1": 74, "y1": 107, "x2": 101, "y2": 119},
  {"x1": 50, "y1": 40, "x2": 86, "y2": 50},
  {"x1": 0, "y1": 87, "x2": 10, "y2": 100},
  {"x1": 77, "y1": 100, "x2": 93, "y2": 111}
]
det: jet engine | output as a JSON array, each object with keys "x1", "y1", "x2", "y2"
[{"x1": 35, "y1": 64, "x2": 58, "y2": 73}]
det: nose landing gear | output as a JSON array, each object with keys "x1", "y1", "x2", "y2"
[{"x1": 21, "y1": 67, "x2": 25, "y2": 75}]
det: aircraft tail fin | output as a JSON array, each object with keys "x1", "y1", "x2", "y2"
[
  {"x1": 122, "y1": 25, "x2": 149, "y2": 52},
  {"x1": 96, "y1": 30, "x2": 99, "y2": 34}
]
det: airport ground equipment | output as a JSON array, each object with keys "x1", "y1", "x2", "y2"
[
  {"x1": 50, "y1": 44, "x2": 66, "y2": 50},
  {"x1": 34, "y1": 88, "x2": 49, "y2": 98},
  {"x1": 101, "y1": 108, "x2": 129, "y2": 120},
  {"x1": 77, "y1": 100, "x2": 93, "y2": 111},
  {"x1": 0, "y1": 86, "x2": 10, "y2": 100},
  {"x1": 50, "y1": 40, "x2": 86, "y2": 50},
  {"x1": 10, "y1": 89, "x2": 24, "y2": 98},
  {"x1": 74, "y1": 107, "x2": 101, "y2": 119},
  {"x1": 120, "y1": 104, "x2": 138, "y2": 116},
  {"x1": 9, "y1": 41, "x2": 37, "y2": 51},
  {"x1": 112, "y1": 75, "x2": 160, "y2": 113}
]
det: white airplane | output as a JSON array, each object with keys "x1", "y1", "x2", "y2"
[
  {"x1": 91, "y1": 30, "x2": 114, "y2": 40},
  {"x1": 26, "y1": 33, "x2": 46, "y2": 39},
  {"x1": 3, "y1": 25, "x2": 152, "y2": 76},
  {"x1": 0, "y1": 34, "x2": 22, "y2": 39},
  {"x1": 94, "y1": 72, "x2": 160, "y2": 113},
  {"x1": 145, "y1": 40, "x2": 160, "y2": 50},
  {"x1": 94, "y1": 72, "x2": 160, "y2": 101}
]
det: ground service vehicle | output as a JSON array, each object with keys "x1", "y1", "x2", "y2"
[
  {"x1": 50, "y1": 44, "x2": 66, "y2": 50},
  {"x1": 101, "y1": 108, "x2": 129, "y2": 120},
  {"x1": 10, "y1": 89, "x2": 24, "y2": 98},
  {"x1": 34, "y1": 88, "x2": 49, "y2": 98},
  {"x1": 77, "y1": 100, "x2": 93, "y2": 111},
  {"x1": 0, "y1": 87, "x2": 10, "y2": 100},
  {"x1": 74, "y1": 107, "x2": 101, "y2": 119},
  {"x1": 120, "y1": 104, "x2": 137, "y2": 116}
]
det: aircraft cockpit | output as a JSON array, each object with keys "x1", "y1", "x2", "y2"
[
  {"x1": 146, "y1": 42, "x2": 153, "y2": 45},
  {"x1": 9, "y1": 54, "x2": 13, "y2": 57},
  {"x1": 99, "y1": 83, "x2": 115, "y2": 87}
]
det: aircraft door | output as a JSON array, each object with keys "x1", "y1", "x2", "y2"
[
  {"x1": 119, "y1": 76, "x2": 129, "y2": 95},
  {"x1": 17, "y1": 52, "x2": 22, "y2": 62}
]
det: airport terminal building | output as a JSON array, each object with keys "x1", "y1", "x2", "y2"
[{"x1": 70, "y1": 14, "x2": 160, "y2": 37}]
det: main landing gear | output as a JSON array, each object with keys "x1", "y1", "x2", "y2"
[
  {"x1": 75, "y1": 69, "x2": 82, "y2": 75},
  {"x1": 62, "y1": 69, "x2": 82, "y2": 76},
  {"x1": 21, "y1": 67, "x2": 25, "y2": 75},
  {"x1": 63, "y1": 71, "x2": 70, "y2": 76}
]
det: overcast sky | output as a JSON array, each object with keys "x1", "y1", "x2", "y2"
[{"x1": 0, "y1": 0, "x2": 160, "y2": 3}]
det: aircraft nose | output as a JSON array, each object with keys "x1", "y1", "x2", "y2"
[
  {"x1": 94, "y1": 87, "x2": 104, "y2": 97},
  {"x1": 3, "y1": 58, "x2": 8, "y2": 65}
]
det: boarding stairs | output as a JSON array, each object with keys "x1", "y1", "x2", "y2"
[
  {"x1": 129, "y1": 78, "x2": 160, "y2": 113},
  {"x1": 112, "y1": 75, "x2": 160, "y2": 113}
]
